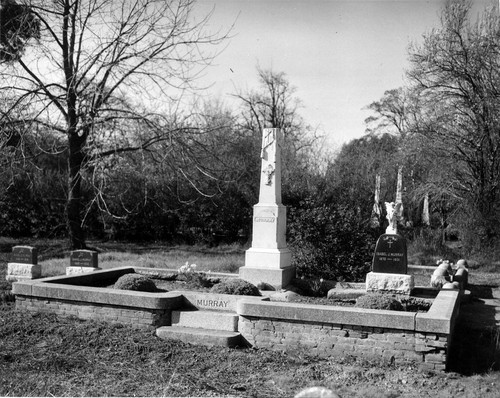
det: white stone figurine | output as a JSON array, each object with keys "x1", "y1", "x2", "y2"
[
  {"x1": 430, "y1": 259, "x2": 452, "y2": 288},
  {"x1": 385, "y1": 201, "x2": 402, "y2": 234}
]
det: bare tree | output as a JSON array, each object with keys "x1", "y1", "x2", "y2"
[
  {"x1": 363, "y1": 87, "x2": 425, "y2": 139},
  {"x1": 233, "y1": 67, "x2": 324, "y2": 195},
  {"x1": 234, "y1": 67, "x2": 318, "y2": 149},
  {"x1": 407, "y1": 0, "x2": 500, "y2": 241},
  {"x1": 0, "y1": 0, "x2": 229, "y2": 248}
]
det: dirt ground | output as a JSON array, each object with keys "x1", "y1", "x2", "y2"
[{"x1": 1, "y1": 243, "x2": 500, "y2": 397}]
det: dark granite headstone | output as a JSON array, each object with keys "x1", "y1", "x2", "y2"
[
  {"x1": 70, "y1": 250, "x2": 98, "y2": 268},
  {"x1": 12, "y1": 246, "x2": 38, "y2": 265},
  {"x1": 372, "y1": 234, "x2": 407, "y2": 274}
]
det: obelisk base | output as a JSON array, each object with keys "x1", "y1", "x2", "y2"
[{"x1": 240, "y1": 248, "x2": 295, "y2": 289}]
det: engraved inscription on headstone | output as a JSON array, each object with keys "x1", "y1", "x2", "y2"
[
  {"x1": 196, "y1": 299, "x2": 229, "y2": 309},
  {"x1": 254, "y1": 209, "x2": 276, "y2": 224},
  {"x1": 372, "y1": 234, "x2": 407, "y2": 274},
  {"x1": 70, "y1": 250, "x2": 98, "y2": 268},
  {"x1": 255, "y1": 217, "x2": 275, "y2": 223},
  {"x1": 12, "y1": 246, "x2": 38, "y2": 265}
]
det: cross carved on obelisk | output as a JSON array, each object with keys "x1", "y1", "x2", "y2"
[{"x1": 263, "y1": 164, "x2": 275, "y2": 185}]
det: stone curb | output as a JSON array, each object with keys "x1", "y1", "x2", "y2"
[
  {"x1": 237, "y1": 299, "x2": 416, "y2": 330},
  {"x1": 415, "y1": 290, "x2": 461, "y2": 334},
  {"x1": 237, "y1": 289, "x2": 461, "y2": 333},
  {"x1": 12, "y1": 268, "x2": 183, "y2": 309}
]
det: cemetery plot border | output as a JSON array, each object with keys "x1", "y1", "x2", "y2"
[{"x1": 11, "y1": 267, "x2": 461, "y2": 371}]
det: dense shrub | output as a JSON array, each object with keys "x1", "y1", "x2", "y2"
[
  {"x1": 210, "y1": 278, "x2": 261, "y2": 296},
  {"x1": 114, "y1": 273, "x2": 157, "y2": 292},
  {"x1": 0, "y1": 175, "x2": 67, "y2": 238},
  {"x1": 288, "y1": 202, "x2": 376, "y2": 282},
  {"x1": 355, "y1": 293, "x2": 403, "y2": 311}
]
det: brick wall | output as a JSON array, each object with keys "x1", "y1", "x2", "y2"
[
  {"x1": 15, "y1": 295, "x2": 171, "y2": 329},
  {"x1": 239, "y1": 317, "x2": 449, "y2": 371},
  {"x1": 12, "y1": 270, "x2": 459, "y2": 372}
]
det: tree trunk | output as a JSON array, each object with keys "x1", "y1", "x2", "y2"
[{"x1": 66, "y1": 129, "x2": 86, "y2": 249}]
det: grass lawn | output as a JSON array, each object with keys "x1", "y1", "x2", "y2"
[
  {"x1": 39, "y1": 245, "x2": 245, "y2": 277},
  {"x1": 1, "y1": 239, "x2": 500, "y2": 397}
]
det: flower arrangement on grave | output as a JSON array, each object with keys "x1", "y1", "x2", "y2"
[
  {"x1": 178, "y1": 262, "x2": 197, "y2": 277},
  {"x1": 177, "y1": 262, "x2": 215, "y2": 288}
]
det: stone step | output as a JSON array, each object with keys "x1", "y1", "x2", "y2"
[
  {"x1": 156, "y1": 326, "x2": 242, "y2": 347},
  {"x1": 171, "y1": 310, "x2": 239, "y2": 331}
]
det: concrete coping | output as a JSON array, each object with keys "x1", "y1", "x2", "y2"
[
  {"x1": 237, "y1": 289, "x2": 461, "y2": 334},
  {"x1": 237, "y1": 299, "x2": 416, "y2": 330},
  {"x1": 11, "y1": 267, "x2": 244, "y2": 312},
  {"x1": 12, "y1": 267, "x2": 182, "y2": 309},
  {"x1": 415, "y1": 289, "x2": 461, "y2": 334},
  {"x1": 12, "y1": 278, "x2": 183, "y2": 309},
  {"x1": 11, "y1": 266, "x2": 460, "y2": 335}
]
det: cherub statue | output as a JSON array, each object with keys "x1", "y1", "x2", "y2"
[{"x1": 385, "y1": 202, "x2": 402, "y2": 234}]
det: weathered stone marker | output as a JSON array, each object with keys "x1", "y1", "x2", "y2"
[
  {"x1": 372, "y1": 234, "x2": 407, "y2": 274},
  {"x1": 12, "y1": 245, "x2": 38, "y2": 265},
  {"x1": 66, "y1": 250, "x2": 100, "y2": 275},
  {"x1": 6, "y1": 246, "x2": 41, "y2": 282},
  {"x1": 70, "y1": 250, "x2": 98, "y2": 267},
  {"x1": 239, "y1": 128, "x2": 295, "y2": 289},
  {"x1": 366, "y1": 201, "x2": 414, "y2": 295}
]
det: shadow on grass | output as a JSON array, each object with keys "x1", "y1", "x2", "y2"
[{"x1": 448, "y1": 284, "x2": 500, "y2": 375}]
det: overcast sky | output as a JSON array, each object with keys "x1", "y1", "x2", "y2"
[{"x1": 193, "y1": 0, "x2": 496, "y2": 149}]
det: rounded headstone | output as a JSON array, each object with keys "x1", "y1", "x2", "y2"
[
  {"x1": 11, "y1": 246, "x2": 38, "y2": 265},
  {"x1": 372, "y1": 234, "x2": 408, "y2": 274}
]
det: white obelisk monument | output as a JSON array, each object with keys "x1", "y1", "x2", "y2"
[{"x1": 239, "y1": 128, "x2": 295, "y2": 289}]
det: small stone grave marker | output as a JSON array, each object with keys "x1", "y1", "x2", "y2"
[
  {"x1": 70, "y1": 250, "x2": 98, "y2": 268},
  {"x1": 7, "y1": 246, "x2": 41, "y2": 281},
  {"x1": 372, "y1": 233, "x2": 407, "y2": 274},
  {"x1": 12, "y1": 245, "x2": 38, "y2": 265}
]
